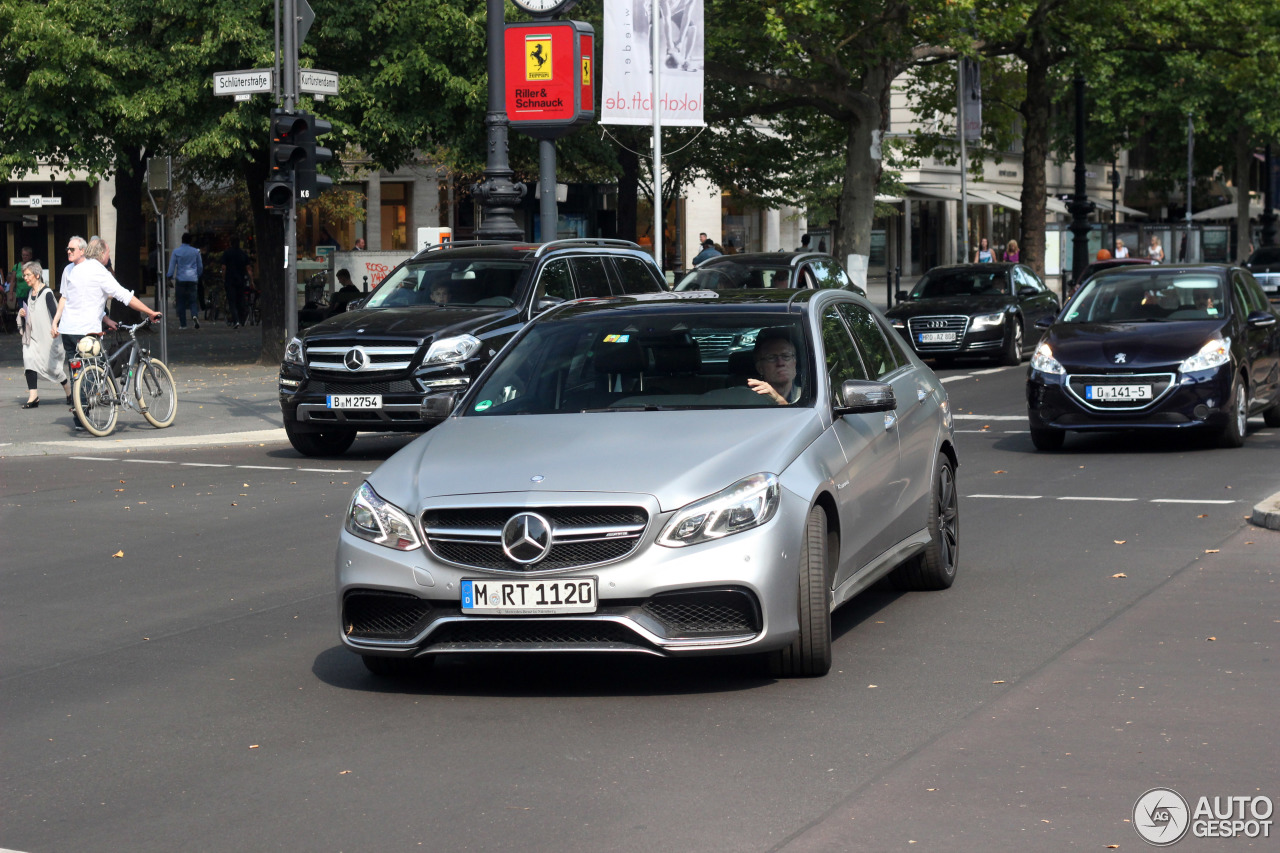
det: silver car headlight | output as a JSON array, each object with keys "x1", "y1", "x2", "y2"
[
  {"x1": 345, "y1": 482, "x2": 422, "y2": 551},
  {"x1": 971, "y1": 311, "x2": 1005, "y2": 330},
  {"x1": 1178, "y1": 336, "x2": 1231, "y2": 373},
  {"x1": 283, "y1": 336, "x2": 304, "y2": 366},
  {"x1": 424, "y1": 334, "x2": 481, "y2": 366},
  {"x1": 658, "y1": 473, "x2": 780, "y2": 547},
  {"x1": 1030, "y1": 342, "x2": 1065, "y2": 375}
]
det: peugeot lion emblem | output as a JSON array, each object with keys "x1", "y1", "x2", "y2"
[
  {"x1": 343, "y1": 347, "x2": 369, "y2": 371},
  {"x1": 1114, "y1": 353, "x2": 1127, "y2": 364},
  {"x1": 501, "y1": 512, "x2": 553, "y2": 564}
]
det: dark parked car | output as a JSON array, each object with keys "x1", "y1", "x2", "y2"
[
  {"x1": 1026, "y1": 264, "x2": 1280, "y2": 450},
  {"x1": 1244, "y1": 246, "x2": 1280, "y2": 302},
  {"x1": 884, "y1": 263, "x2": 1059, "y2": 366},
  {"x1": 673, "y1": 252, "x2": 866, "y2": 296},
  {"x1": 278, "y1": 239, "x2": 667, "y2": 456}
]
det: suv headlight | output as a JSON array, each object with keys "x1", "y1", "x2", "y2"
[
  {"x1": 283, "y1": 337, "x2": 304, "y2": 366},
  {"x1": 1179, "y1": 336, "x2": 1231, "y2": 373},
  {"x1": 1030, "y1": 342, "x2": 1065, "y2": 375},
  {"x1": 345, "y1": 483, "x2": 422, "y2": 551},
  {"x1": 971, "y1": 311, "x2": 1005, "y2": 330},
  {"x1": 658, "y1": 473, "x2": 780, "y2": 547},
  {"x1": 424, "y1": 334, "x2": 481, "y2": 366}
]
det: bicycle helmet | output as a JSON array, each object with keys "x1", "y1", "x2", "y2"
[{"x1": 77, "y1": 336, "x2": 102, "y2": 356}]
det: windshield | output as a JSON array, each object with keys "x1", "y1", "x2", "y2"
[
  {"x1": 909, "y1": 269, "x2": 1009, "y2": 299},
  {"x1": 674, "y1": 262, "x2": 791, "y2": 291},
  {"x1": 1061, "y1": 272, "x2": 1228, "y2": 323},
  {"x1": 363, "y1": 259, "x2": 530, "y2": 309},
  {"x1": 465, "y1": 308, "x2": 814, "y2": 415}
]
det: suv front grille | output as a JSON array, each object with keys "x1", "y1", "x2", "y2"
[
  {"x1": 305, "y1": 339, "x2": 421, "y2": 375},
  {"x1": 422, "y1": 506, "x2": 648, "y2": 573},
  {"x1": 906, "y1": 315, "x2": 970, "y2": 351},
  {"x1": 309, "y1": 380, "x2": 416, "y2": 395}
]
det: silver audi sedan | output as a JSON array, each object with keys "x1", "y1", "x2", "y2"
[{"x1": 338, "y1": 289, "x2": 959, "y2": 678}]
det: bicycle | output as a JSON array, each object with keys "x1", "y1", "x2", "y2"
[{"x1": 71, "y1": 316, "x2": 178, "y2": 437}]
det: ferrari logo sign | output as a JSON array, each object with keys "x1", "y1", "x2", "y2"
[
  {"x1": 526, "y1": 35, "x2": 553, "y2": 81},
  {"x1": 581, "y1": 55, "x2": 591, "y2": 85}
]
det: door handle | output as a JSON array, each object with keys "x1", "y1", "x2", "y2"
[{"x1": 884, "y1": 411, "x2": 898, "y2": 430}]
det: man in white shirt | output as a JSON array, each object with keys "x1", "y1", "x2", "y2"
[{"x1": 52, "y1": 236, "x2": 160, "y2": 372}]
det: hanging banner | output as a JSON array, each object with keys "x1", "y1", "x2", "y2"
[
  {"x1": 962, "y1": 58, "x2": 982, "y2": 143},
  {"x1": 601, "y1": 0, "x2": 705, "y2": 126}
]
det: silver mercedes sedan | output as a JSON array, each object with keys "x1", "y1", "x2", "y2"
[{"x1": 337, "y1": 289, "x2": 959, "y2": 678}]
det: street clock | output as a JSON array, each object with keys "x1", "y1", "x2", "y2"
[{"x1": 509, "y1": 0, "x2": 579, "y2": 17}]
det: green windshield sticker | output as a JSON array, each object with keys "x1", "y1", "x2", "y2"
[
  {"x1": 474, "y1": 400, "x2": 493, "y2": 411},
  {"x1": 602, "y1": 334, "x2": 631, "y2": 343}
]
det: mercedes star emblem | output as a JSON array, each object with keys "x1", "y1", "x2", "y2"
[
  {"x1": 344, "y1": 347, "x2": 369, "y2": 371},
  {"x1": 501, "y1": 512, "x2": 553, "y2": 565}
]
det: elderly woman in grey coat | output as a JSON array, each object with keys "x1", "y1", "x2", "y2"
[{"x1": 16, "y1": 261, "x2": 71, "y2": 409}]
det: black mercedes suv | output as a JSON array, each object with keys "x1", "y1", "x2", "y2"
[{"x1": 279, "y1": 239, "x2": 667, "y2": 456}]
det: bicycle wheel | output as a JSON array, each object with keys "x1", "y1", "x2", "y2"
[
  {"x1": 136, "y1": 357, "x2": 178, "y2": 428},
  {"x1": 73, "y1": 364, "x2": 119, "y2": 436}
]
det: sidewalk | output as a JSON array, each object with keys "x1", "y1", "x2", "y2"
[{"x1": 0, "y1": 315, "x2": 283, "y2": 457}]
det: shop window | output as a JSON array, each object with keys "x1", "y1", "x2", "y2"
[{"x1": 381, "y1": 183, "x2": 410, "y2": 252}]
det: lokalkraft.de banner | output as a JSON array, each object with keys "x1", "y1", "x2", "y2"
[{"x1": 600, "y1": 0, "x2": 705, "y2": 126}]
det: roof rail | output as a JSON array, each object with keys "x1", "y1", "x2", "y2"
[
  {"x1": 532, "y1": 238, "x2": 644, "y2": 258},
  {"x1": 417, "y1": 239, "x2": 524, "y2": 255}
]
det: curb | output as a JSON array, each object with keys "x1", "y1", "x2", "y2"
[{"x1": 1249, "y1": 491, "x2": 1280, "y2": 531}]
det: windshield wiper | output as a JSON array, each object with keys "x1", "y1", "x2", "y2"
[{"x1": 579, "y1": 405, "x2": 678, "y2": 413}]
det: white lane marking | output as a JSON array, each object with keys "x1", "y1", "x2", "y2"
[
  {"x1": 1151, "y1": 498, "x2": 1237, "y2": 504},
  {"x1": 970, "y1": 367, "x2": 1016, "y2": 375},
  {"x1": 181, "y1": 462, "x2": 231, "y2": 467},
  {"x1": 940, "y1": 375, "x2": 973, "y2": 383},
  {"x1": 70, "y1": 456, "x2": 118, "y2": 461},
  {"x1": 123, "y1": 459, "x2": 174, "y2": 464},
  {"x1": 967, "y1": 494, "x2": 1043, "y2": 499},
  {"x1": 297, "y1": 468, "x2": 353, "y2": 473},
  {"x1": 35, "y1": 427, "x2": 287, "y2": 451},
  {"x1": 954, "y1": 414, "x2": 1025, "y2": 420},
  {"x1": 238, "y1": 465, "x2": 292, "y2": 470},
  {"x1": 1057, "y1": 496, "x2": 1138, "y2": 502}
]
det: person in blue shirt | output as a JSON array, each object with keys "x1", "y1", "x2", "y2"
[
  {"x1": 692, "y1": 239, "x2": 722, "y2": 266},
  {"x1": 973, "y1": 237, "x2": 994, "y2": 263},
  {"x1": 167, "y1": 232, "x2": 204, "y2": 329}
]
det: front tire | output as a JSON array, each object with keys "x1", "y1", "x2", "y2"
[
  {"x1": 73, "y1": 364, "x2": 119, "y2": 436},
  {"x1": 892, "y1": 453, "x2": 960, "y2": 590},
  {"x1": 1219, "y1": 375, "x2": 1247, "y2": 448},
  {"x1": 998, "y1": 318, "x2": 1023, "y2": 366},
  {"x1": 137, "y1": 358, "x2": 177, "y2": 428},
  {"x1": 285, "y1": 420, "x2": 357, "y2": 457},
  {"x1": 768, "y1": 504, "x2": 832, "y2": 678}
]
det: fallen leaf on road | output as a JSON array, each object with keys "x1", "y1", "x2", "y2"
[
  {"x1": 1197, "y1": 514, "x2": 1208, "y2": 518},
  {"x1": 112, "y1": 550, "x2": 124, "y2": 558},
  {"x1": 1114, "y1": 540, "x2": 1126, "y2": 545},
  {"x1": 994, "y1": 470, "x2": 1007, "y2": 474},
  {"x1": 992, "y1": 680, "x2": 1005, "y2": 684},
  {"x1": 1206, "y1": 637, "x2": 1216, "y2": 641},
  {"x1": 249, "y1": 744, "x2": 260, "y2": 749},
  {"x1": 1204, "y1": 549, "x2": 1219, "y2": 553},
  {"x1": 339, "y1": 770, "x2": 351, "y2": 775},
  {"x1": 1112, "y1": 573, "x2": 1127, "y2": 578}
]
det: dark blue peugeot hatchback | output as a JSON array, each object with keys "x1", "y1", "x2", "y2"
[{"x1": 1026, "y1": 264, "x2": 1280, "y2": 450}]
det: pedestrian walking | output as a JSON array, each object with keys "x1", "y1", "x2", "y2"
[
  {"x1": 692, "y1": 239, "x2": 722, "y2": 266},
  {"x1": 1147, "y1": 235, "x2": 1164, "y2": 263},
  {"x1": 1114, "y1": 238, "x2": 1129, "y2": 258},
  {"x1": 167, "y1": 232, "x2": 203, "y2": 329},
  {"x1": 16, "y1": 261, "x2": 72, "y2": 409},
  {"x1": 221, "y1": 235, "x2": 252, "y2": 328},
  {"x1": 973, "y1": 238, "x2": 994, "y2": 263},
  {"x1": 797, "y1": 233, "x2": 811, "y2": 251},
  {"x1": 1004, "y1": 240, "x2": 1020, "y2": 263}
]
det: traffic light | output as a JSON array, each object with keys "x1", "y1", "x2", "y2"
[
  {"x1": 265, "y1": 173, "x2": 293, "y2": 213},
  {"x1": 266, "y1": 108, "x2": 307, "y2": 213},
  {"x1": 293, "y1": 113, "x2": 334, "y2": 202}
]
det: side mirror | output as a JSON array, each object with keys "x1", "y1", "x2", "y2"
[
  {"x1": 1246, "y1": 310, "x2": 1277, "y2": 328},
  {"x1": 1035, "y1": 315, "x2": 1055, "y2": 330},
  {"x1": 534, "y1": 295, "x2": 566, "y2": 313},
  {"x1": 347, "y1": 298, "x2": 367, "y2": 311},
  {"x1": 834, "y1": 380, "x2": 896, "y2": 415},
  {"x1": 895, "y1": 290, "x2": 909, "y2": 301},
  {"x1": 1017, "y1": 286, "x2": 1038, "y2": 299}
]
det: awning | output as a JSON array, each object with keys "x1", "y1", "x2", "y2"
[
  {"x1": 968, "y1": 189, "x2": 1021, "y2": 211},
  {"x1": 1191, "y1": 201, "x2": 1265, "y2": 221},
  {"x1": 906, "y1": 186, "x2": 965, "y2": 202},
  {"x1": 1088, "y1": 196, "x2": 1149, "y2": 218}
]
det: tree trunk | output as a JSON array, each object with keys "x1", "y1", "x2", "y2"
[
  {"x1": 242, "y1": 154, "x2": 287, "y2": 364},
  {"x1": 835, "y1": 83, "x2": 887, "y2": 290},
  {"x1": 1234, "y1": 126, "x2": 1252, "y2": 261},
  {"x1": 1019, "y1": 55, "x2": 1051, "y2": 280}
]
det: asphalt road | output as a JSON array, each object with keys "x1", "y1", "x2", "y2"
[{"x1": 2, "y1": 359, "x2": 1277, "y2": 853}]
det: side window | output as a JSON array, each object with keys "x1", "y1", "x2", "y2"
[
  {"x1": 821, "y1": 308, "x2": 870, "y2": 405},
  {"x1": 534, "y1": 259, "x2": 574, "y2": 303},
  {"x1": 808, "y1": 261, "x2": 833, "y2": 288},
  {"x1": 569, "y1": 256, "x2": 612, "y2": 298},
  {"x1": 838, "y1": 302, "x2": 900, "y2": 378},
  {"x1": 822, "y1": 259, "x2": 854, "y2": 290},
  {"x1": 797, "y1": 266, "x2": 819, "y2": 289},
  {"x1": 611, "y1": 257, "x2": 664, "y2": 294},
  {"x1": 1239, "y1": 272, "x2": 1269, "y2": 313},
  {"x1": 1231, "y1": 274, "x2": 1254, "y2": 316}
]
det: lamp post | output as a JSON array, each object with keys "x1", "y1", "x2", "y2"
[
  {"x1": 1067, "y1": 75, "x2": 1094, "y2": 293},
  {"x1": 1110, "y1": 159, "x2": 1119, "y2": 255},
  {"x1": 473, "y1": 0, "x2": 525, "y2": 240}
]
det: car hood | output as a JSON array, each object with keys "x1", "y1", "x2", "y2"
[
  {"x1": 300, "y1": 305, "x2": 517, "y2": 342},
  {"x1": 885, "y1": 294, "x2": 1011, "y2": 318},
  {"x1": 370, "y1": 409, "x2": 824, "y2": 513},
  {"x1": 1046, "y1": 320, "x2": 1229, "y2": 370}
]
